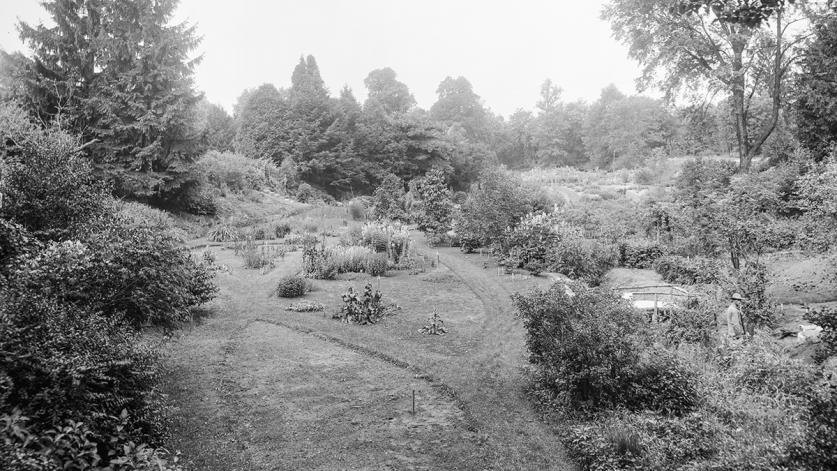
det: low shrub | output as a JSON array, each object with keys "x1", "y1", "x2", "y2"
[
  {"x1": 664, "y1": 304, "x2": 719, "y2": 348},
  {"x1": 11, "y1": 219, "x2": 217, "y2": 328},
  {"x1": 335, "y1": 283, "x2": 392, "y2": 324},
  {"x1": 348, "y1": 200, "x2": 366, "y2": 221},
  {"x1": 364, "y1": 253, "x2": 388, "y2": 277},
  {"x1": 500, "y1": 212, "x2": 558, "y2": 272},
  {"x1": 0, "y1": 291, "x2": 163, "y2": 463},
  {"x1": 302, "y1": 244, "x2": 337, "y2": 280},
  {"x1": 361, "y1": 224, "x2": 389, "y2": 252},
  {"x1": 193, "y1": 150, "x2": 276, "y2": 193},
  {"x1": 275, "y1": 275, "x2": 308, "y2": 298},
  {"x1": 274, "y1": 222, "x2": 291, "y2": 238},
  {"x1": 786, "y1": 384, "x2": 837, "y2": 470},
  {"x1": 285, "y1": 301, "x2": 324, "y2": 312},
  {"x1": 208, "y1": 223, "x2": 240, "y2": 242},
  {"x1": 514, "y1": 283, "x2": 697, "y2": 414},
  {"x1": 618, "y1": 239, "x2": 664, "y2": 269},
  {"x1": 546, "y1": 226, "x2": 616, "y2": 285},
  {"x1": 653, "y1": 255, "x2": 720, "y2": 285},
  {"x1": 807, "y1": 307, "x2": 837, "y2": 362}
]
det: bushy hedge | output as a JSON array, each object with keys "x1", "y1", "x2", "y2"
[
  {"x1": 653, "y1": 255, "x2": 720, "y2": 285},
  {"x1": 275, "y1": 276, "x2": 308, "y2": 298},
  {"x1": 454, "y1": 168, "x2": 536, "y2": 251},
  {"x1": 513, "y1": 284, "x2": 697, "y2": 413},
  {"x1": 11, "y1": 219, "x2": 217, "y2": 328},
  {"x1": 546, "y1": 226, "x2": 616, "y2": 286},
  {"x1": 618, "y1": 239, "x2": 664, "y2": 269},
  {"x1": 0, "y1": 106, "x2": 214, "y2": 468}
]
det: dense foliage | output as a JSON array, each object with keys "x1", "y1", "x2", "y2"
[
  {"x1": 2, "y1": 0, "x2": 202, "y2": 200},
  {"x1": 0, "y1": 103, "x2": 215, "y2": 468}
]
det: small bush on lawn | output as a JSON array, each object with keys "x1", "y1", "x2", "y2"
[
  {"x1": 335, "y1": 283, "x2": 394, "y2": 324},
  {"x1": 364, "y1": 253, "x2": 388, "y2": 276},
  {"x1": 618, "y1": 239, "x2": 664, "y2": 269},
  {"x1": 275, "y1": 276, "x2": 308, "y2": 298},
  {"x1": 285, "y1": 301, "x2": 324, "y2": 312},
  {"x1": 653, "y1": 255, "x2": 720, "y2": 285}
]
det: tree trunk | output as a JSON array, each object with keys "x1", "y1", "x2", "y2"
[
  {"x1": 748, "y1": 9, "x2": 784, "y2": 164},
  {"x1": 731, "y1": 40, "x2": 751, "y2": 171}
]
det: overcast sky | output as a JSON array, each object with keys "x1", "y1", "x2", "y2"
[{"x1": 0, "y1": 0, "x2": 651, "y2": 117}]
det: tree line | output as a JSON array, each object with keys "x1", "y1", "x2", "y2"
[{"x1": 2, "y1": 0, "x2": 837, "y2": 206}]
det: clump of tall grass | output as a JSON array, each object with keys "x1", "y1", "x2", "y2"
[{"x1": 328, "y1": 245, "x2": 375, "y2": 273}]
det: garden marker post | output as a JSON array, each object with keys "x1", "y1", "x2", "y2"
[{"x1": 412, "y1": 389, "x2": 416, "y2": 415}]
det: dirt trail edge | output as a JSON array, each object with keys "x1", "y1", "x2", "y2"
[
  {"x1": 163, "y1": 238, "x2": 573, "y2": 470},
  {"x1": 419, "y1": 241, "x2": 573, "y2": 470}
]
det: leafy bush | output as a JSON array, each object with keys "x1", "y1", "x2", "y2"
[
  {"x1": 653, "y1": 255, "x2": 720, "y2": 285},
  {"x1": 10, "y1": 219, "x2": 217, "y2": 328},
  {"x1": 364, "y1": 253, "x2": 388, "y2": 277},
  {"x1": 275, "y1": 276, "x2": 308, "y2": 298},
  {"x1": 563, "y1": 411, "x2": 720, "y2": 471},
  {"x1": 335, "y1": 283, "x2": 391, "y2": 325},
  {"x1": 192, "y1": 150, "x2": 277, "y2": 193},
  {"x1": 618, "y1": 239, "x2": 664, "y2": 269},
  {"x1": 500, "y1": 212, "x2": 558, "y2": 273},
  {"x1": 546, "y1": 226, "x2": 616, "y2": 285},
  {"x1": 730, "y1": 261, "x2": 776, "y2": 332},
  {"x1": 411, "y1": 168, "x2": 453, "y2": 235},
  {"x1": 274, "y1": 222, "x2": 291, "y2": 238},
  {"x1": 372, "y1": 173, "x2": 407, "y2": 221},
  {"x1": 0, "y1": 291, "x2": 163, "y2": 461},
  {"x1": 786, "y1": 385, "x2": 837, "y2": 470},
  {"x1": 664, "y1": 303, "x2": 719, "y2": 348},
  {"x1": 514, "y1": 284, "x2": 696, "y2": 413},
  {"x1": 348, "y1": 199, "x2": 366, "y2": 221},
  {"x1": 302, "y1": 244, "x2": 337, "y2": 280},
  {"x1": 361, "y1": 224, "x2": 389, "y2": 252},
  {"x1": 807, "y1": 307, "x2": 837, "y2": 362},
  {"x1": 0, "y1": 105, "x2": 109, "y2": 241},
  {"x1": 454, "y1": 168, "x2": 535, "y2": 251}
]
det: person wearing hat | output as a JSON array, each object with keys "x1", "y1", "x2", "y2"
[{"x1": 724, "y1": 293, "x2": 746, "y2": 337}]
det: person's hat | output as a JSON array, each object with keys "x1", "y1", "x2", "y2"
[{"x1": 731, "y1": 293, "x2": 744, "y2": 301}]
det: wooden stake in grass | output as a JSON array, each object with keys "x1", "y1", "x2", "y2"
[{"x1": 412, "y1": 389, "x2": 416, "y2": 415}]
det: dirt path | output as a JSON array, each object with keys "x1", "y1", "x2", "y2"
[
  {"x1": 420, "y1": 243, "x2": 572, "y2": 470},
  {"x1": 162, "y1": 238, "x2": 572, "y2": 470}
]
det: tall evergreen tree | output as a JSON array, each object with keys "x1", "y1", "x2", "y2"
[{"x1": 5, "y1": 0, "x2": 202, "y2": 198}]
